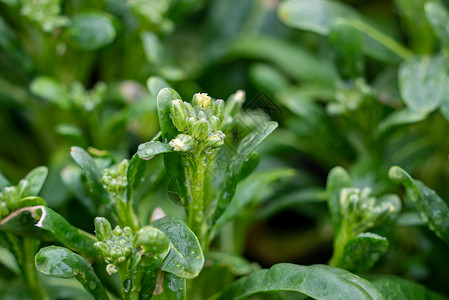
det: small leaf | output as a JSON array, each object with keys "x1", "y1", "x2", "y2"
[
  {"x1": 152, "y1": 216, "x2": 204, "y2": 279},
  {"x1": 425, "y1": 1, "x2": 449, "y2": 47},
  {"x1": 217, "y1": 263, "x2": 384, "y2": 300},
  {"x1": 36, "y1": 246, "x2": 109, "y2": 300},
  {"x1": 137, "y1": 141, "x2": 173, "y2": 160},
  {"x1": 326, "y1": 166, "x2": 352, "y2": 232},
  {"x1": 23, "y1": 166, "x2": 48, "y2": 197},
  {"x1": 371, "y1": 275, "x2": 447, "y2": 300},
  {"x1": 0, "y1": 205, "x2": 97, "y2": 258},
  {"x1": 389, "y1": 166, "x2": 449, "y2": 246},
  {"x1": 30, "y1": 76, "x2": 70, "y2": 109},
  {"x1": 340, "y1": 233, "x2": 389, "y2": 273},
  {"x1": 70, "y1": 147, "x2": 111, "y2": 208},
  {"x1": 67, "y1": 12, "x2": 116, "y2": 51},
  {"x1": 399, "y1": 55, "x2": 448, "y2": 113}
]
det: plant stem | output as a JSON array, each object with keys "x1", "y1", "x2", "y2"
[{"x1": 22, "y1": 238, "x2": 48, "y2": 300}]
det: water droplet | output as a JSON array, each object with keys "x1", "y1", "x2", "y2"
[
  {"x1": 89, "y1": 281, "x2": 97, "y2": 290},
  {"x1": 123, "y1": 278, "x2": 131, "y2": 293},
  {"x1": 146, "y1": 148, "x2": 154, "y2": 155}
]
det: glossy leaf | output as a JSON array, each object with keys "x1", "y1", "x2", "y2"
[
  {"x1": 340, "y1": 233, "x2": 389, "y2": 273},
  {"x1": 217, "y1": 263, "x2": 384, "y2": 300},
  {"x1": 399, "y1": 55, "x2": 448, "y2": 113},
  {"x1": 152, "y1": 216, "x2": 204, "y2": 279},
  {"x1": 35, "y1": 246, "x2": 108, "y2": 300},
  {"x1": 389, "y1": 166, "x2": 449, "y2": 246},
  {"x1": 153, "y1": 272, "x2": 186, "y2": 300},
  {"x1": 326, "y1": 166, "x2": 352, "y2": 232},
  {"x1": 30, "y1": 76, "x2": 70, "y2": 109},
  {"x1": 23, "y1": 166, "x2": 48, "y2": 197},
  {"x1": 211, "y1": 122, "x2": 278, "y2": 225},
  {"x1": 236, "y1": 152, "x2": 260, "y2": 182},
  {"x1": 137, "y1": 141, "x2": 173, "y2": 160},
  {"x1": 70, "y1": 147, "x2": 111, "y2": 208},
  {"x1": 67, "y1": 13, "x2": 116, "y2": 51},
  {"x1": 425, "y1": 1, "x2": 449, "y2": 47},
  {"x1": 371, "y1": 275, "x2": 447, "y2": 300},
  {"x1": 0, "y1": 205, "x2": 97, "y2": 258}
]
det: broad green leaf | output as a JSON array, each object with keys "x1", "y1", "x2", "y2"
[
  {"x1": 147, "y1": 76, "x2": 171, "y2": 98},
  {"x1": 371, "y1": 275, "x2": 447, "y2": 300},
  {"x1": 278, "y1": 0, "x2": 412, "y2": 63},
  {"x1": 67, "y1": 13, "x2": 116, "y2": 51},
  {"x1": 217, "y1": 263, "x2": 384, "y2": 300},
  {"x1": 70, "y1": 147, "x2": 111, "y2": 208},
  {"x1": 0, "y1": 205, "x2": 97, "y2": 258},
  {"x1": 389, "y1": 166, "x2": 449, "y2": 246},
  {"x1": 152, "y1": 216, "x2": 204, "y2": 279},
  {"x1": 23, "y1": 166, "x2": 48, "y2": 197},
  {"x1": 206, "y1": 251, "x2": 261, "y2": 276},
  {"x1": 340, "y1": 233, "x2": 389, "y2": 273},
  {"x1": 399, "y1": 55, "x2": 448, "y2": 113},
  {"x1": 425, "y1": 1, "x2": 449, "y2": 47},
  {"x1": 137, "y1": 141, "x2": 173, "y2": 160},
  {"x1": 212, "y1": 121, "x2": 278, "y2": 225},
  {"x1": 377, "y1": 108, "x2": 427, "y2": 136},
  {"x1": 36, "y1": 246, "x2": 108, "y2": 300},
  {"x1": 0, "y1": 172, "x2": 10, "y2": 190},
  {"x1": 329, "y1": 20, "x2": 364, "y2": 79},
  {"x1": 30, "y1": 76, "x2": 70, "y2": 109},
  {"x1": 326, "y1": 167, "x2": 352, "y2": 231},
  {"x1": 152, "y1": 272, "x2": 186, "y2": 300}
]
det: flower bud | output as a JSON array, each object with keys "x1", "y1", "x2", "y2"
[
  {"x1": 94, "y1": 241, "x2": 110, "y2": 257},
  {"x1": 192, "y1": 119, "x2": 210, "y2": 140},
  {"x1": 169, "y1": 134, "x2": 195, "y2": 152},
  {"x1": 205, "y1": 131, "x2": 225, "y2": 149},
  {"x1": 198, "y1": 110, "x2": 208, "y2": 120},
  {"x1": 117, "y1": 159, "x2": 129, "y2": 175},
  {"x1": 225, "y1": 90, "x2": 245, "y2": 118},
  {"x1": 209, "y1": 116, "x2": 220, "y2": 131},
  {"x1": 187, "y1": 117, "x2": 198, "y2": 133},
  {"x1": 132, "y1": 226, "x2": 170, "y2": 255},
  {"x1": 106, "y1": 264, "x2": 118, "y2": 275},
  {"x1": 170, "y1": 99, "x2": 187, "y2": 132},
  {"x1": 113, "y1": 226, "x2": 122, "y2": 237},
  {"x1": 211, "y1": 99, "x2": 225, "y2": 122},
  {"x1": 193, "y1": 93, "x2": 211, "y2": 110},
  {"x1": 123, "y1": 227, "x2": 133, "y2": 238},
  {"x1": 184, "y1": 102, "x2": 196, "y2": 117},
  {"x1": 95, "y1": 217, "x2": 112, "y2": 241}
]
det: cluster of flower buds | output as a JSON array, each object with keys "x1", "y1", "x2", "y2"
[
  {"x1": 94, "y1": 217, "x2": 134, "y2": 275},
  {"x1": 339, "y1": 187, "x2": 398, "y2": 234},
  {"x1": 328, "y1": 78, "x2": 373, "y2": 115},
  {"x1": 101, "y1": 160, "x2": 129, "y2": 196},
  {"x1": 0, "y1": 180, "x2": 29, "y2": 219},
  {"x1": 168, "y1": 93, "x2": 227, "y2": 153}
]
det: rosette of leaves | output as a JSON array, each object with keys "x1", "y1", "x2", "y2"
[
  {"x1": 137, "y1": 88, "x2": 278, "y2": 250},
  {"x1": 326, "y1": 167, "x2": 401, "y2": 272}
]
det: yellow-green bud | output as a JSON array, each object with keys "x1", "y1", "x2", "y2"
[
  {"x1": 205, "y1": 131, "x2": 225, "y2": 148},
  {"x1": 113, "y1": 226, "x2": 122, "y2": 237},
  {"x1": 106, "y1": 264, "x2": 118, "y2": 275},
  {"x1": 187, "y1": 117, "x2": 198, "y2": 133},
  {"x1": 184, "y1": 102, "x2": 196, "y2": 117},
  {"x1": 198, "y1": 110, "x2": 208, "y2": 120},
  {"x1": 169, "y1": 134, "x2": 195, "y2": 152},
  {"x1": 192, "y1": 118, "x2": 210, "y2": 140},
  {"x1": 209, "y1": 116, "x2": 220, "y2": 131},
  {"x1": 193, "y1": 93, "x2": 211, "y2": 110},
  {"x1": 132, "y1": 226, "x2": 170, "y2": 255},
  {"x1": 94, "y1": 217, "x2": 112, "y2": 241},
  {"x1": 211, "y1": 99, "x2": 225, "y2": 122},
  {"x1": 225, "y1": 90, "x2": 245, "y2": 118},
  {"x1": 123, "y1": 227, "x2": 133, "y2": 238},
  {"x1": 170, "y1": 99, "x2": 187, "y2": 132},
  {"x1": 94, "y1": 241, "x2": 109, "y2": 257}
]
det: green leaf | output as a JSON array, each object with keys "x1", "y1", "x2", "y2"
[
  {"x1": 206, "y1": 251, "x2": 261, "y2": 276},
  {"x1": 217, "y1": 263, "x2": 384, "y2": 300},
  {"x1": 0, "y1": 171, "x2": 11, "y2": 190},
  {"x1": 425, "y1": 1, "x2": 449, "y2": 47},
  {"x1": 377, "y1": 108, "x2": 427, "y2": 136},
  {"x1": 61, "y1": 165, "x2": 97, "y2": 215},
  {"x1": 137, "y1": 141, "x2": 173, "y2": 160},
  {"x1": 67, "y1": 12, "x2": 116, "y2": 51},
  {"x1": 0, "y1": 205, "x2": 97, "y2": 258},
  {"x1": 147, "y1": 76, "x2": 172, "y2": 98},
  {"x1": 340, "y1": 233, "x2": 389, "y2": 273},
  {"x1": 70, "y1": 147, "x2": 111, "y2": 208},
  {"x1": 399, "y1": 55, "x2": 448, "y2": 113},
  {"x1": 23, "y1": 166, "x2": 48, "y2": 197},
  {"x1": 157, "y1": 88, "x2": 182, "y2": 142},
  {"x1": 389, "y1": 166, "x2": 449, "y2": 246},
  {"x1": 35, "y1": 246, "x2": 109, "y2": 300},
  {"x1": 326, "y1": 167, "x2": 352, "y2": 232},
  {"x1": 152, "y1": 272, "x2": 186, "y2": 300},
  {"x1": 371, "y1": 275, "x2": 447, "y2": 300},
  {"x1": 152, "y1": 216, "x2": 204, "y2": 279},
  {"x1": 142, "y1": 31, "x2": 163, "y2": 65},
  {"x1": 278, "y1": 0, "x2": 411, "y2": 63},
  {"x1": 236, "y1": 152, "x2": 260, "y2": 182},
  {"x1": 30, "y1": 76, "x2": 70, "y2": 109},
  {"x1": 212, "y1": 121, "x2": 278, "y2": 225}
]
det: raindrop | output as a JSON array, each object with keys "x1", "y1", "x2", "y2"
[
  {"x1": 123, "y1": 278, "x2": 131, "y2": 293},
  {"x1": 89, "y1": 281, "x2": 97, "y2": 290}
]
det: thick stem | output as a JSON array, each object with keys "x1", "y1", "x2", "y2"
[
  {"x1": 187, "y1": 154, "x2": 206, "y2": 248},
  {"x1": 22, "y1": 238, "x2": 48, "y2": 300}
]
